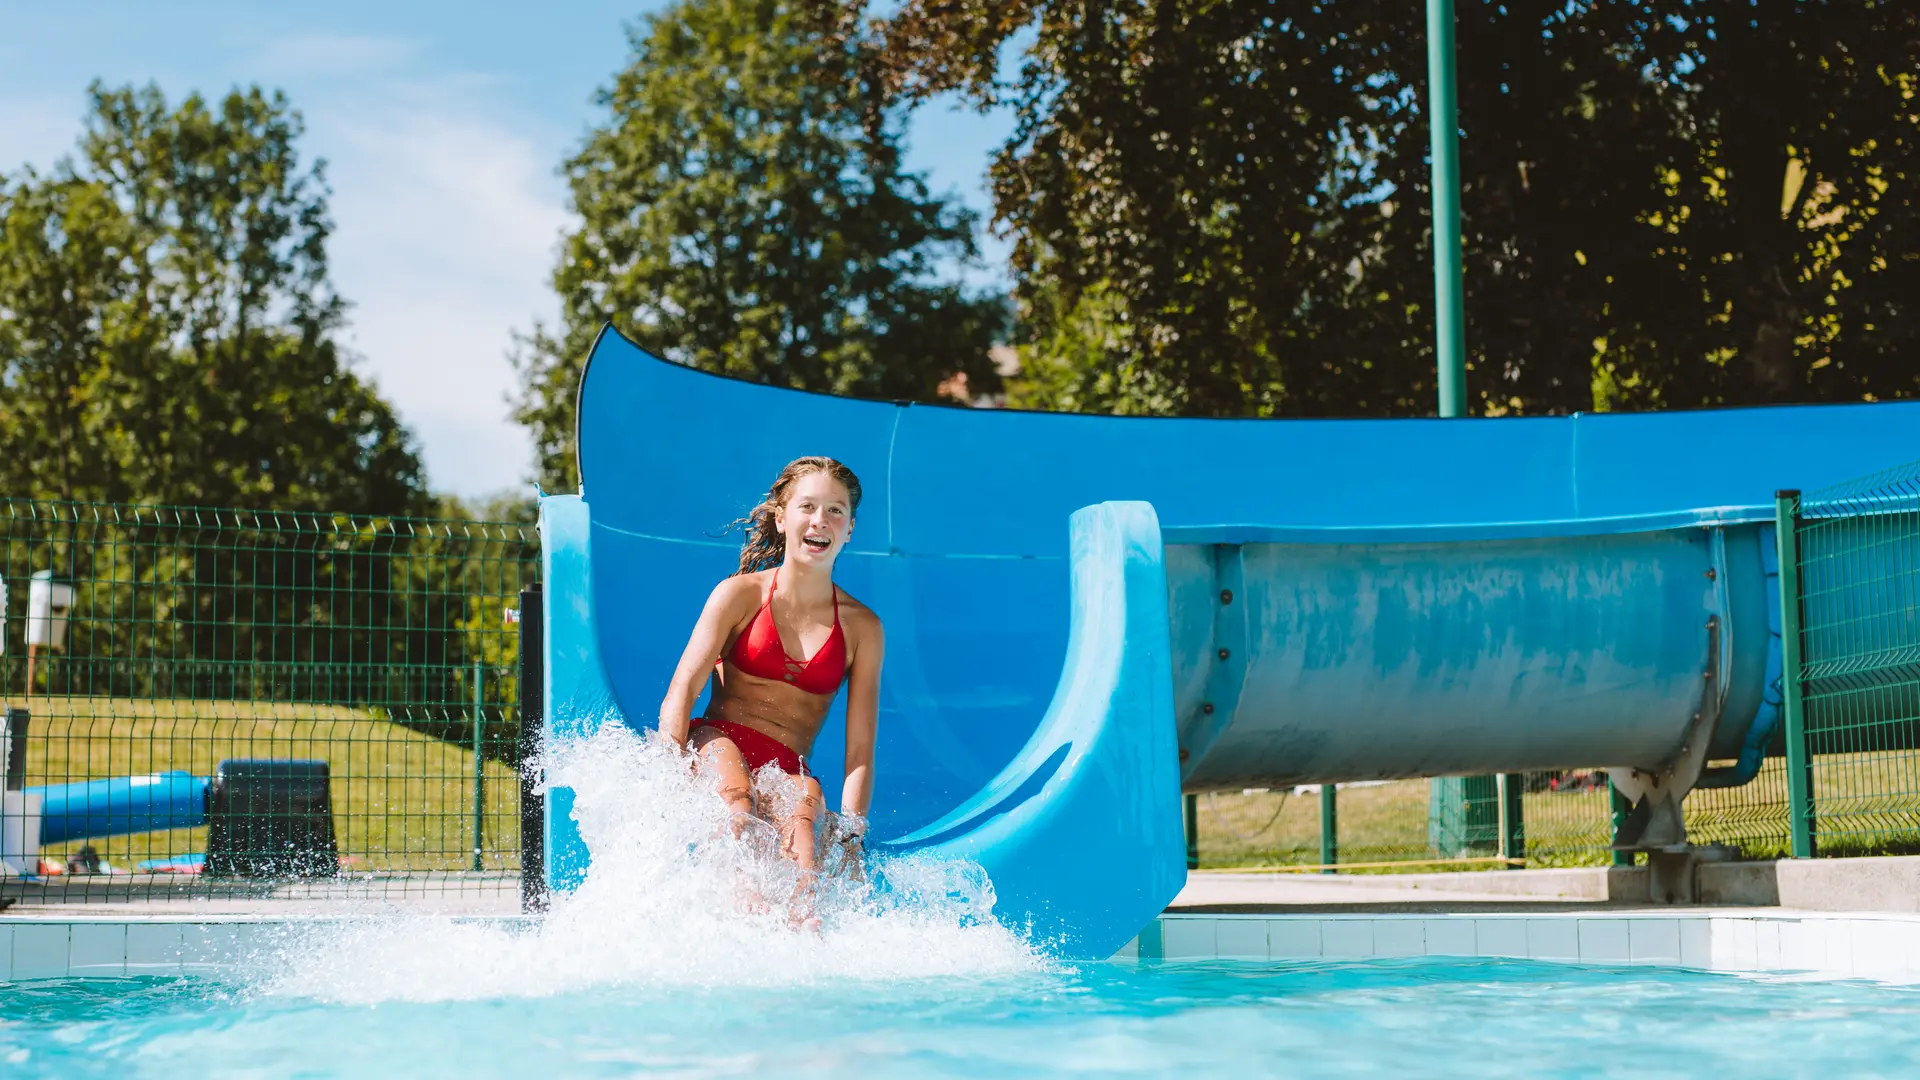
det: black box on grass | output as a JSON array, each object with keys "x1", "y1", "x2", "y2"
[{"x1": 206, "y1": 759, "x2": 339, "y2": 878}]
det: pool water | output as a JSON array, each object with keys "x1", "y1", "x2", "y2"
[{"x1": 4, "y1": 957, "x2": 1919, "y2": 1078}]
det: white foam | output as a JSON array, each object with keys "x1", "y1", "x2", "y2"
[{"x1": 259, "y1": 724, "x2": 1043, "y2": 1004}]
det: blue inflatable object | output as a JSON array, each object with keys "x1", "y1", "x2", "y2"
[
  {"x1": 29, "y1": 771, "x2": 208, "y2": 846},
  {"x1": 544, "y1": 324, "x2": 1920, "y2": 956}
]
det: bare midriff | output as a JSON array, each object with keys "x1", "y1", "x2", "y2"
[{"x1": 705, "y1": 660, "x2": 833, "y2": 755}]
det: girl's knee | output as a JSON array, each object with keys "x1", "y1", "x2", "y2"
[{"x1": 716, "y1": 781, "x2": 753, "y2": 815}]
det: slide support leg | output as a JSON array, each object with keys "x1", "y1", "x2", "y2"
[{"x1": 1776, "y1": 490, "x2": 1816, "y2": 859}]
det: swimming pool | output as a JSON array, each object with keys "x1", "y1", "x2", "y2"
[{"x1": 4, "y1": 957, "x2": 1918, "y2": 1078}]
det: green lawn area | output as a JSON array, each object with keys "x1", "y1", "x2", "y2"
[
  {"x1": 1193, "y1": 777, "x2": 1614, "y2": 873},
  {"x1": 17, "y1": 696, "x2": 520, "y2": 874}
]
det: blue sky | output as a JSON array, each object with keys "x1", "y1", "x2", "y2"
[{"x1": 0, "y1": 1, "x2": 1014, "y2": 498}]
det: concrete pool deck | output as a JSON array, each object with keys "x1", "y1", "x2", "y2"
[{"x1": 1172, "y1": 855, "x2": 1920, "y2": 914}]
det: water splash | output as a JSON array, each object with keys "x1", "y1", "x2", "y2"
[{"x1": 257, "y1": 724, "x2": 1043, "y2": 1004}]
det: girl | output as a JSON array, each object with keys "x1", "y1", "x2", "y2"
[{"x1": 658, "y1": 456, "x2": 884, "y2": 900}]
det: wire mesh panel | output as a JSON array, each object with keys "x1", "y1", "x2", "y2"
[
  {"x1": 1793, "y1": 464, "x2": 1920, "y2": 858},
  {"x1": 1191, "y1": 771, "x2": 1617, "y2": 873},
  {"x1": 0, "y1": 499, "x2": 537, "y2": 906}
]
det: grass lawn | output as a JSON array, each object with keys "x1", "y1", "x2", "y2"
[
  {"x1": 1194, "y1": 777, "x2": 1613, "y2": 872},
  {"x1": 1194, "y1": 750, "x2": 1920, "y2": 872},
  {"x1": 14, "y1": 696, "x2": 520, "y2": 874}
]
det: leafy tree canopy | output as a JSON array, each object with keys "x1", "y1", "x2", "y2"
[
  {"x1": 514, "y1": 0, "x2": 1009, "y2": 491},
  {"x1": 0, "y1": 82, "x2": 425, "y2": 513},
  {"x1": 825, "y1": 0, "x2": 1919, "y2": 418}
]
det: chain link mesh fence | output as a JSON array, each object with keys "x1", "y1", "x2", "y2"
[
  {"x1": 0, "y1": 498, "x2": 536, "y2": 907},
  {"x1": 1791, "y1": 463, "x2": 1920, "y2": 858}
]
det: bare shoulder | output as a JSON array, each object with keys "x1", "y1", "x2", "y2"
[
  {"x1": 833, "y1": 587, "x2": 884, "y2": 641},
  {"x1": 709, "y1": 570, "x2": 767, "y2": 613}
]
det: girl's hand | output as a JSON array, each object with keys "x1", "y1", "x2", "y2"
[{"x1": 830, "y1": 812, "x2": 867, "y2": 881}]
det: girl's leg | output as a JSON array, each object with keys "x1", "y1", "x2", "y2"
[
  {"x1": 770, "y1": 775, "x2": 826, "y2": 927},
  {"x1": 690, "y1": 727, "x2": 775, "y2": 914},
  {"x1": 775, "y1": 775, "x2": 825, "y2": 870},
  {"x1": 688, "y1": 726, "x2": 756, "y2": 824}
]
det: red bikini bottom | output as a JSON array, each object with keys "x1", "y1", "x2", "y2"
[{"x1": 690, "y1": 718, "x2": 811, "y2": 777}]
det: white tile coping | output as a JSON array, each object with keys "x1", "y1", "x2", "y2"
[
  {"x1": 1117, "y1": 910, "x2": 1920, "y2": 983},
  {"x1": 3, "y1": 910, "x2": 1918, "y2": 983},
  {"x1": 0, "y1": 915, "x2": 534, "y2": 982}
]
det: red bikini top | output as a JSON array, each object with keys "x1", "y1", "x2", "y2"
[{"x1": 721, "y1": 568, "x2": 847, "y2": 694}]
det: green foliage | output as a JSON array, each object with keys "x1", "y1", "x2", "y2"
[
  {"x1": 849, "y1": 0, "x2": 1920, "y2": 418},
  {"x1": 514, "y1": 0, "x2": 1008, "y2": 491},
  {"x1": 0, "y1": 83, "x2": 424, "y2": 513}
]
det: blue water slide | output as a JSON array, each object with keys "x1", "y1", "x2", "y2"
[
  {"x1": 873, "y1": 501, "x2": 1183, "y2": 954},
  {"x1": 544, "y1": 323, "x2": 1920, "y2": 952},
  {"x1": 28, "y1": 772, "x2": 208, "y2": 845}
]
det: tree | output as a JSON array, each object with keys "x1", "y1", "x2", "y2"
[
  {"x1": 514, "y1": 0, "x2": 1008, "y2": 491},
  {"x1": 0, "y1": 83, "x2": 425, "y2": 513},
  {"x1": 834, "y1": 0, "x2": 1920, "y2": 418}
]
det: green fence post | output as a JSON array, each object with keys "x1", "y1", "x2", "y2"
[
  {"x1": 472, "y1": 660, "x2": 485, "y2": 872},
  {"x1": 1184, "y1": 792, "x2": 1199, "y2": 870},
  {"x1": 1320, "y1": 783, "x2": 1338, "y2": 873},
  {"x1": 1609, "y1": 780, "x2": 1634, "y2": 867},
  {"x1": 1775, "y1": 490, "x2": 1815, "y2": 859}
]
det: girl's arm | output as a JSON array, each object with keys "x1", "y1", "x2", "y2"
[
  {"x1": 658, "y1": 578, "x2": 752, "y2": 747},
  {"x1": 840, "y1": 615, "x2": 885, "y2": 821}
]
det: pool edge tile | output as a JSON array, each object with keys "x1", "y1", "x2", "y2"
[
  {"x1": 1161, "y1": 917, "x2": 1216, "y2": 960},
  {"x1": 126, "y1": 922, "x2": 184, "y2": 976},
  {"x1": 1679, "y1": 918, "x2": 1711, "y2": 969},
  {"x1": 1776, "y1": 916, "x2": 1817, "y2": 972},
  {"x1": 1576, "y1": 919, "x2": 1630, "y2": 965},
  {"x1": 1526, "y1": 919, "x2": 1579, "y2": 962},
  {"x1": 1266, "y1": 919, "x2": 1321, "y2": 959},
  {"x1": 1848, "y1": 920, "x2": 1905, "y2": 981},
  {"x1": 1320, "y1": 919, "x2": 1373, "y2": 958},
  {"x1": 1713, "y1": 917, "x2": 1759, "y2": 972},
  {"x1": 1754, "y1": 919, "x2": 1783, "y2": 971},
  {"x1": 1475, "y1": 918, "x2": 1529, "y2": 959},
  {"x1": 1214, "y1": 918, "x2": 1268, "y2": 959},
  {"x1": 68, "y1": 922, "x2": 127, "y2": 977},
  {"x1": 1371, "y1": 919, "x2": 1424, "y2": 958},
  {"x1": 1627, "y1": 919, "x2": 1681, "y2": 967},
  {"x1": 1423, "y1": 917, "x2": 1476, "y2": 958},
  {"x1": 10, "y1": 922, "x2": 69, "y2": 980}
]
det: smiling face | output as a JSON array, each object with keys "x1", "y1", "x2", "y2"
[{"x1": 775, "y1": 470, "x2": 854, "y2": 569}]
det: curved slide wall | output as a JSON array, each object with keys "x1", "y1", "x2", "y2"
[{"x1": 545, "y1": 325, "x2": 1920, "y2": 952}]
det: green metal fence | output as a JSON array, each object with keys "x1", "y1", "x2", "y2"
[
  {"x1": 0, "y1": 498, "x2": 537, "y2": 906},
  {"x1": 1782, "y1": 463, "x2": 1920, "y2": 859},
  {"x1": 1190, "y1": 771, "x2": 1619, "y2": 873}
]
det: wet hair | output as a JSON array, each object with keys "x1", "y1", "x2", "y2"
[{"x1": 733, "y1": 456, "x2": 862, "y2": 575}]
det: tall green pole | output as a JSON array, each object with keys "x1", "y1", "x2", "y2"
[
  {"x1": 472, "y1": 660, "x2": 486, "y2": 872},
  {"x1": 1424, "y1": 0, "x2": 1485, "y2": 864},
  {"x1": 1776, "y1": 491, "x2": 1815, "y2": 858},
  {"x1": 1427, "y1": 0, "x2": 1467, "y2": 417}
]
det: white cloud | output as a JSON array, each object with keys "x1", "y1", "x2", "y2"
[{"x1": 312, "y1": 85, "x2": 572, "y2": 498}]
